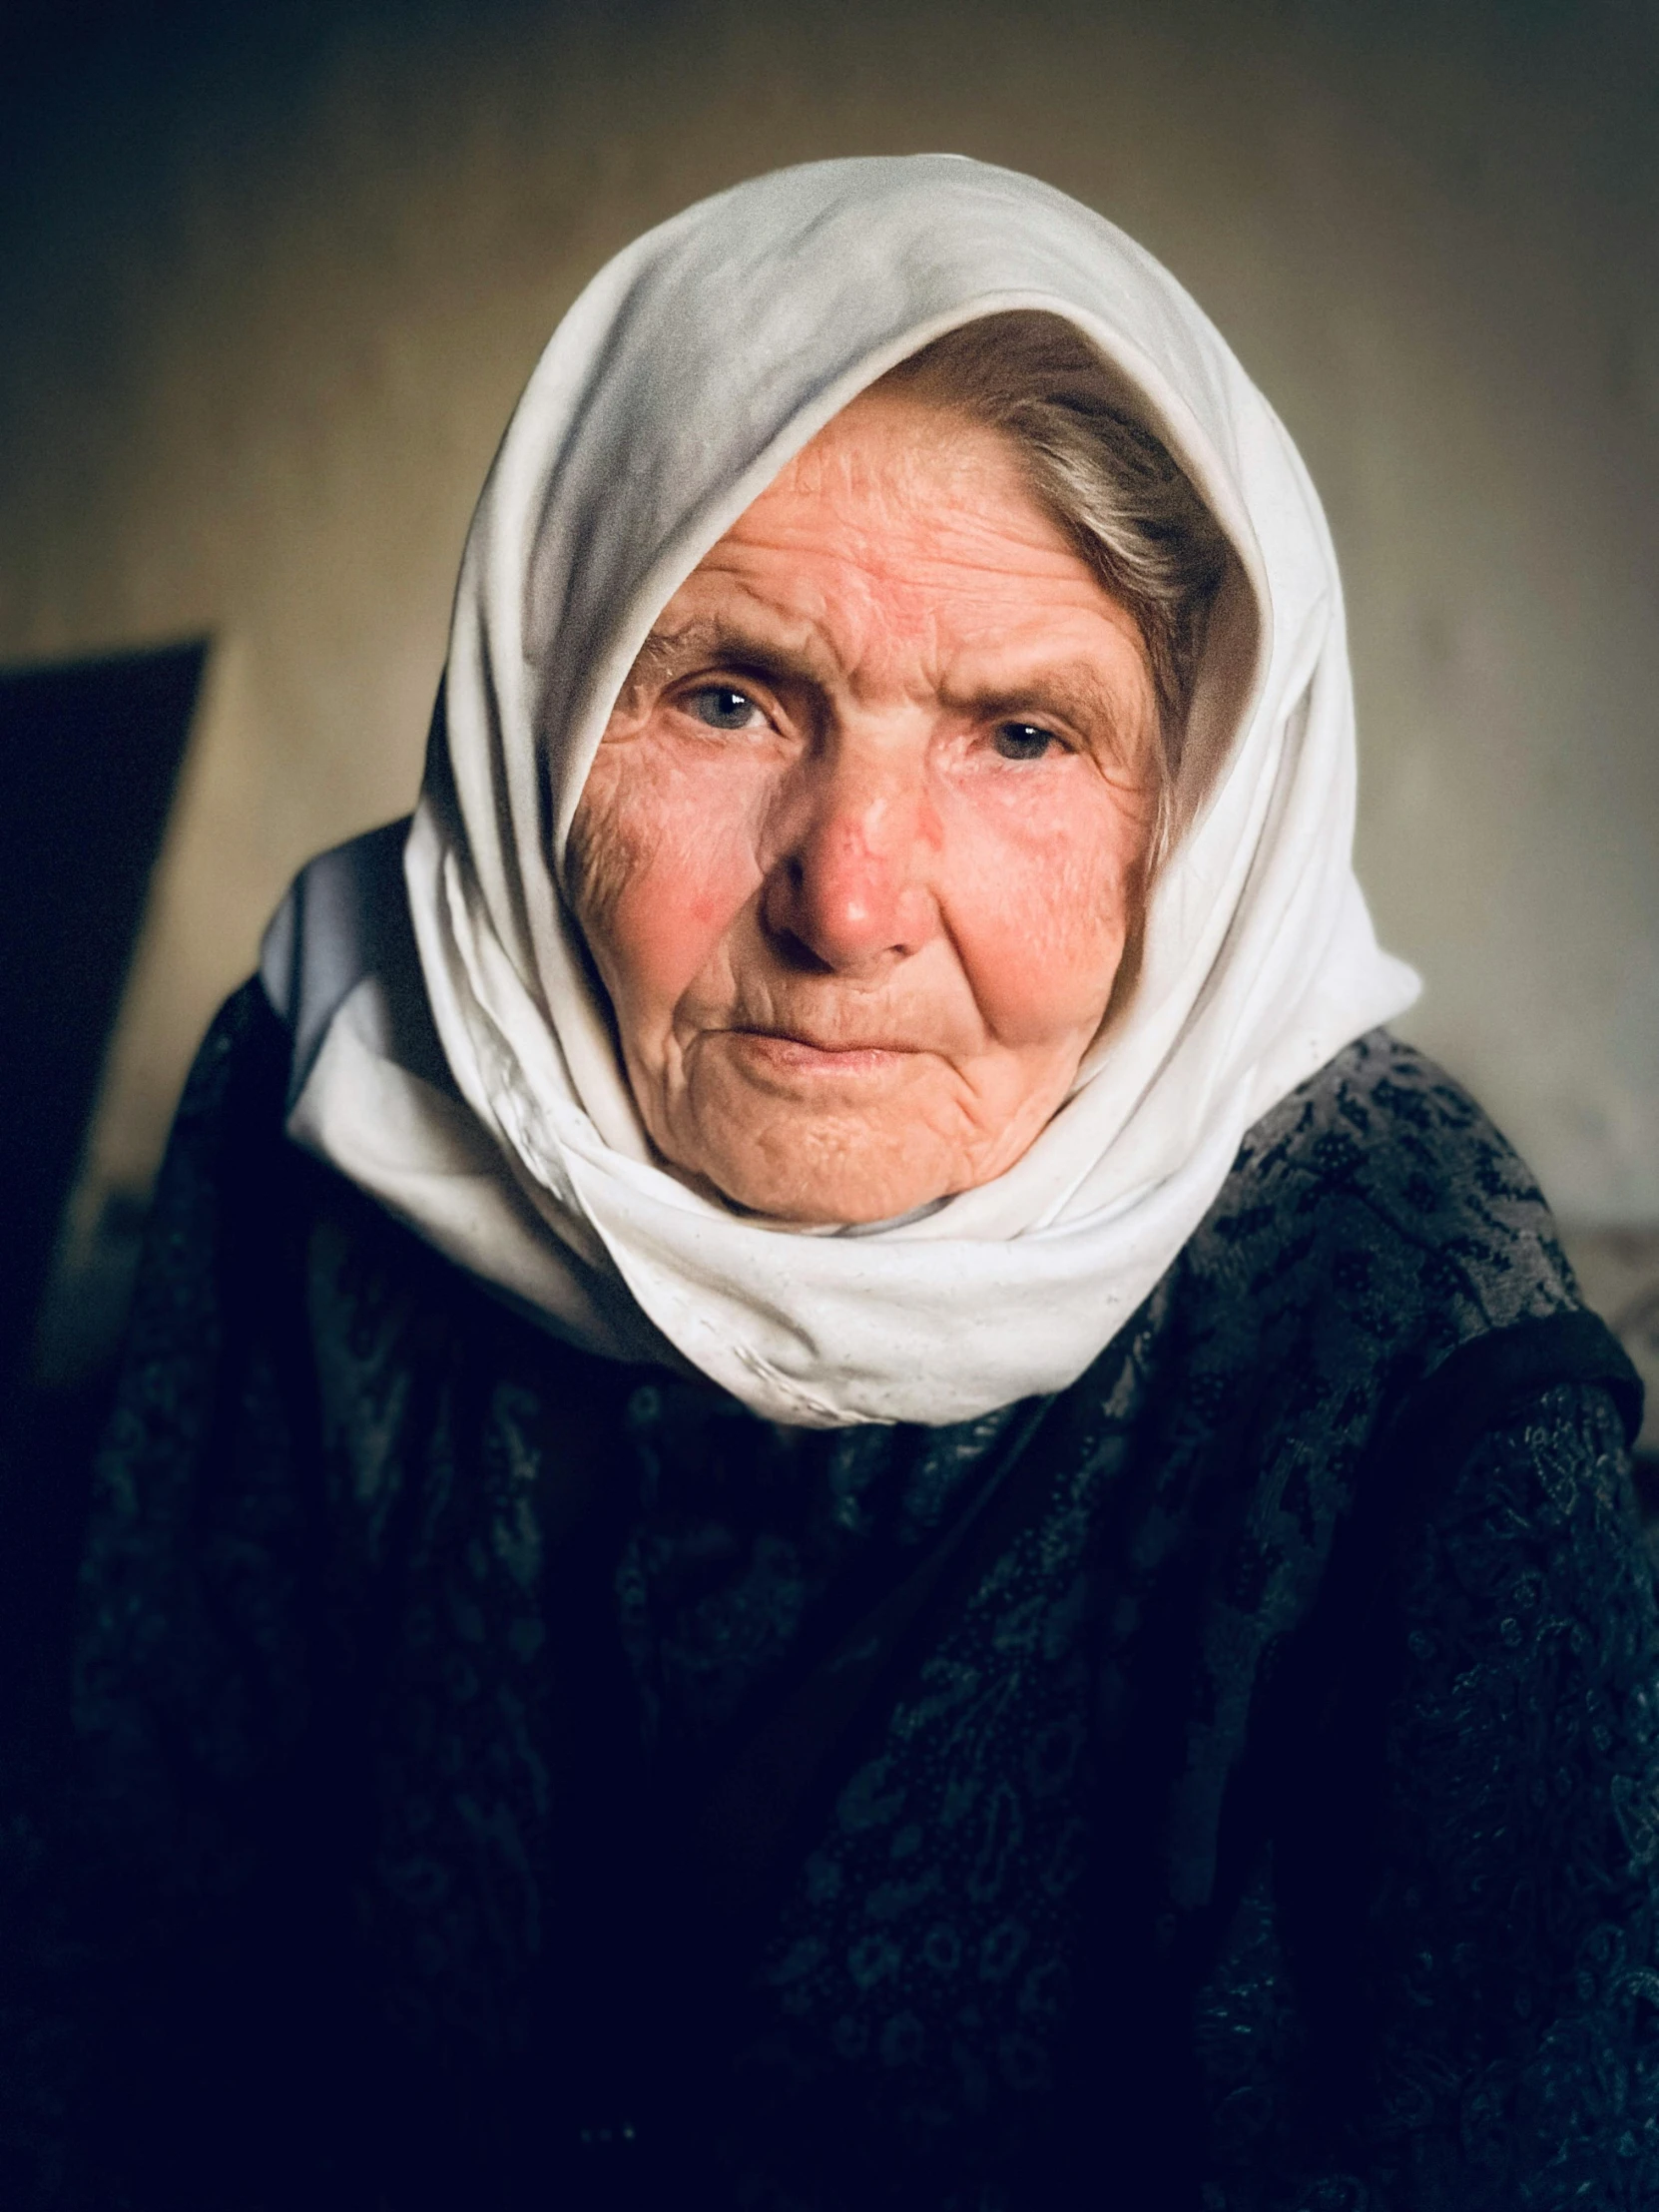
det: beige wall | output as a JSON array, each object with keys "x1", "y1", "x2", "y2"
[{"x1": 3, "y1": 0, "x2": 1657, "y2": 1245}]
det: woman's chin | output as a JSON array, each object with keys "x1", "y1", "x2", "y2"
[
  {"x1": 670, "y1": 1094, "x2": 953, "y2": 1227},
  {"x1": 711, "y1": 1146, "x2": 944, "y2": 1228},
  {"x1": 644, "y1": 1040, "x2": 928, "y2": 1223}
]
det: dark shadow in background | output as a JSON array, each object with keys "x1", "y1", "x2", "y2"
[{"x1": 0, "y1": 638, "x2": 206, "y2": 1790}]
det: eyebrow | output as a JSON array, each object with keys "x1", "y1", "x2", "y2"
[
  {"x1": 942, "y1": 666, "x2": 1135, "y2": 741},
  {"x1": 624, "y1": 618, "x2": 836, "y2": 696}
]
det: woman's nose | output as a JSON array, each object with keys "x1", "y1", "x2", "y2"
[{"x1": 762, "y1": 749, "x2": 937, "y2": 973}]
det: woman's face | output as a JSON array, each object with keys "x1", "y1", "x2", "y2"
[{"x1": 570, "y1": 385, "x2": 1157, "y2": 1226}]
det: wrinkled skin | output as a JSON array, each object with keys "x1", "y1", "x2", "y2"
[{"x1": 569, "y1": 385, "x2": 1156, "y2": 1226}]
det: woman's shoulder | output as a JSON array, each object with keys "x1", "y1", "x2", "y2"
[
  {"x1": 1235, "y1": 1025, "x2": 1552, "y2": 1226},
  {"x1": 1140, "y1": 1028, "x2": 1643, "y2": 1518},
  {"x1": 172, "y1": 974, "x2": 293, "y2": 1136},
  {"x1": 1183, "y1": 1026, "x2": 1583, "y2": 1347},
  {"x1": 126, "y1": 979, "x2": 297, "y2": 1302}
]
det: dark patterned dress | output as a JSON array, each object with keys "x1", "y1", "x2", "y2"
[{"x1": 1, "y1": 983, "x2": 1653, "y2": 2212}]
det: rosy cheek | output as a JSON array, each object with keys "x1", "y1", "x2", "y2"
[
  {"x1": 613, "y1": 851, "x2": 746, "y2": 998},
  {"x1": 582, "y1": 745, "x2": 765, "y2": 1018},
  {"x1": 942, "y1": 777, "x2": 1141, "y2": 1044}
]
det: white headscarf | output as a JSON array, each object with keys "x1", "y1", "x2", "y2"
[{"x1": 262, "y1": 154, "x2": 1418, "y2": 1427}]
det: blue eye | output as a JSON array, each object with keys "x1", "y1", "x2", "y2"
[
  {"x1": 689, "y1": 685, "x2": 759, "y2": 731},
  {"x1": 993, "y1": 722, "x2": 1056, "y2": 761}
]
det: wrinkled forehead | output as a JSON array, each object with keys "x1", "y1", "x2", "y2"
[{"x1": 466, "y1": 159, "x2": 1272, "y2": 867}]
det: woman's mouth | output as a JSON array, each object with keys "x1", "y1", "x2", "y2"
[{"x1": 723, "y1": 1027, "x2": 914, "y2": 1081}]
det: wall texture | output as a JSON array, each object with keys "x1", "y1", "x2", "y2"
[{"x1": 2, "y1": 0, "x2": 1656, "y2": 1255}]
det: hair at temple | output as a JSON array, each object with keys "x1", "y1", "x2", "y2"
[{"x1": 878, "y1": 309, "x2": 1232, "y2": 870}]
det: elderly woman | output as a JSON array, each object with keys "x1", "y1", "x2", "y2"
[{"x1": 23, "y1": 159, "x2": 1657, "y2": 2211}]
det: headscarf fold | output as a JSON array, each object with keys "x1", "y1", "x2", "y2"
[{"x1": 263, "y1": 155, "x2": 1418, "y2": 1425}]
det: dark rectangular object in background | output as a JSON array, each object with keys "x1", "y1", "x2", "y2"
[
  {"x1": 0, "y1": 637, "x2": 205, "y2": 1796},
  {"x1": 0, "y1": 638, "x2": 205, "y2": 1390}
]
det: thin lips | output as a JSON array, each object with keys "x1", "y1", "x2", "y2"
[{"x1": 733, "y1": 1025, "x2": 911, "y2": 1056}]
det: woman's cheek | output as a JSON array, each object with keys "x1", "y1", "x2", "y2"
[
  {"x1": 598, "y1": 752, "x2": 768, "y2": 1012},
  {"x1": 945, "y1": 777, "x2": 1138, "y2": 1044}
]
